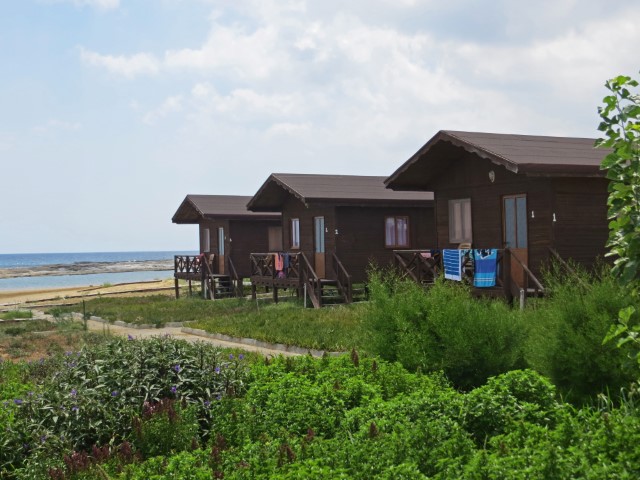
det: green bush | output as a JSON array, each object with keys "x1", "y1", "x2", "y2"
[
  {"x1": 525, "y1": 266, "x2": 637, "y2": 403},
  {"x1": 364, "y1": 271, "x2": 526, "y2": 389}
]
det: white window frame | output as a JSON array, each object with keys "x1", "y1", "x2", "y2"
[
  {"x1": 448, "y1": 198, "x2": 472, "y2": 244},
  {"x1": 291, "y1": 218, "x2": 300, "y2": 249},
  {"x1": 384, "y1": 216, "x2": 410, "y2": 248}
]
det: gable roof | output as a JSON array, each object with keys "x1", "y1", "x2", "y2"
[
  {"x1": 247, "y1": 173, "x2": 433, "y2": 211},
  {"x1": 172, "y1": 195, "x2": 280, "y2": 224},
  {"x1": 385, "y1": 130, "x2": 610, "y2": 191}
]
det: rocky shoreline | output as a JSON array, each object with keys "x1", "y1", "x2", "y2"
[{"x1": 0, "y1": 260, "x2": 174, "y2": 279}]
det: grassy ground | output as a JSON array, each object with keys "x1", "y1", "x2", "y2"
[{"x1": 52, "y1": 295, "x2": 368, "y2": 351}]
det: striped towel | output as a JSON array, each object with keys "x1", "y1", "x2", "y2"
[
  {"x1": 443, "y1": 249, "x2": 464, "y2": 281},
  {"x1": 473, "y1": 249, "x2": 497, "y2": 288}
]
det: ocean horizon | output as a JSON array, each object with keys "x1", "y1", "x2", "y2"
[{"x1": 0, "y1": 250, "x2": 197, "y2": 291}]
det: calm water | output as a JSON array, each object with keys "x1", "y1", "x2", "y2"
[{"x1": 0, "y1": 251, "x2": 196, "y2": 291}]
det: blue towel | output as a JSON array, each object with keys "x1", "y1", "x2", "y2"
[
  {"x1": 473, "y1": 249, "x2": 497, "y2": 288},
  {"x1": 443, "y1": 249, "x2": 464, "y2": 281}
]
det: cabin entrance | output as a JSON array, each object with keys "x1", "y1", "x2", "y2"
[
  {"x1": 503, "y1": 194, "x2": 528, "y2": 287},
  {"x1": 314, "y1": 216, "x2": 326, "y2": 278},
  {"x1": 217, "y1": 227, "x2": 225, "y2": 274},
  {"x1": 268, "y1": 226, "x2": 283, "y2": 251}
]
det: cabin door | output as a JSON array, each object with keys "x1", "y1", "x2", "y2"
[
  {"x1": 503, "y1": 194, "x2": 528, "y2": 287},
  {"x1": 217, "y1": 227, "x2": 225, "y2": 275},
  {"x1": 314, "y1": 216, "x2": 326, "y2": 278},
  {"x1": 268, "y1": 226, "x2": 283, "y2": 251}
]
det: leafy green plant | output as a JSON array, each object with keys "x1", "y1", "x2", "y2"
[{"x1": 364, "y1": 270, "x2": 526, "y2": 389}]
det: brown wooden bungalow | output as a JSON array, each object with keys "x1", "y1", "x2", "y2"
[
  {"x1": 246, "y1": 173, "x2": 435, "y2": 307},
  {"x1": 385, "y1": 130, "x2": 610, "y2": 301},
  {"x1": 172, "y1": 195, "x2": 281, "y2": 298}
]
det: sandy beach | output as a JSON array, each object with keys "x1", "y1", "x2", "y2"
[{"x1": 0, "y1": 279, "x2": 178, "y2": 310}]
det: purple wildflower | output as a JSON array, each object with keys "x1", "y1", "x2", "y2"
[
  {"x1": 14, "y1": 399, "x2": 23, "y2": 405},
  {"x1": 216, "y1": 394, "x2": 222, "y2": 400},
  {"x1": 111, "y1": 391, "x2": 119, "y2": 397},
  {"x1": 204, "y1": 400, "x2": 211, "y2": 407},
  {"x1": 70, "y1": 389, "x2": 77, "y2": 397},
  {"x1": 229, "y1": 354, "x2": 234, "y2": 360},
  {"x1": 173, "y1": 364, "x2": 181, "y2": 373},
  {"x1": 72, "y1": 405, "x2": 79, "y2": 412},
  {"x1": 239, "y1": 354, "x2": 244, "y2": 360},
  {"x1": 127, "y1": 334, "x2": 134, "y2": 340},
  {"x1": 40, "y1": 435, "x2": 47, "y2": 443},
  {"x1": 214, "y1": 366, "x2": 221, "y2": 374},
  {"x1": 65, "y1": 351, "x2": 73, "y2": 356},
  {"x1": 170, "y1": 386, "x2": 177, "y2": 394}
]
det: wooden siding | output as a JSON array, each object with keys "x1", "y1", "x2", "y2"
[
  {"x1": 199, "y1": 218, "x2": 280, "y2": 277},
  {"x1": 229, "y1": 219, "x2": 279, "y2": 277},
  {"x1": 550, "y1": 177, "x2": 609, "y2": 267},
  {"x1": 281, "y1": 196, "x2": 337, "y2": 278},
  {"x1": 336, "y1": 206, "x2": 436, "y2": 282},
  {"x1": 431, "y1": 152, "x2": 554, "y2": 277}
]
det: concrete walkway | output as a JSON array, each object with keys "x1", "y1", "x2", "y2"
[{"x1": 33, "y1": 310, "x2": 303, "y2": 357}]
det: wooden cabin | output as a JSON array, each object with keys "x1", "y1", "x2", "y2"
[
  {"x1": 246, "y1": 174, "x2": 435, "y2": 306},
  {"x1": 172, "y1": 195, "x2": 281, "y2": 297},
  {"x1": 385, "y1": 130, "x2": 610, "y2": 295}
]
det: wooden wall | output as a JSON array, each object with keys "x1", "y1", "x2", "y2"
[
  {"x1": 336, "y1": 206, "x2": 436, "y2": 282},
  {"x1": 199, "y1": 218, "x2": 280, "y2": 277},
  {"x1": 430, "y1": 149, "x2": 609, "y2": 277},
  {"x1": 230, "y1": 219, "x2": 281, "y2": 277},
  {"x1": 550, "y1": 177, "x2": 609, "y2": 268},
  {"x1": 281, "y1": 196, "x2": 337, "y2": 278},
  {"x1": 431, "y1": 152, "x2": 554, "y2": 277}
]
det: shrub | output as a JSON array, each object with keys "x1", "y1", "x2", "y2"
[
  {"x1": 525, "y1": 265, "x2": 637, "y2": 403},
  {"x1": 364, "y1": 271, "x2": 526, "y2": 389}
]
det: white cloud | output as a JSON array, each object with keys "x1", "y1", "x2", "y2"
[
  {"x1": 79, "y1": 47, "x2": 160, "y2": 78},
  {"x1": 143, "y1": 96, "x2": 184, "y2": 125}
]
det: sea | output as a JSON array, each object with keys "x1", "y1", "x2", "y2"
[{"x1": 0, "y1": 251, "x2": 197, "y2": 291}]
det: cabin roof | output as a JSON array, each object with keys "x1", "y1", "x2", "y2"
[
  {"x1": 247, "y1": 173, "x2": 433, "y2": 211},
  {"x1": 172, "y1": 195, "x2": 281, "y2": 224},
  {"x1": 385, "y1": 130, "x2": 610, "y2": 191}
]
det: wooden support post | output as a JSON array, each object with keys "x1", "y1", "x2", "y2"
[
  {"x1": 174, "y1": 278, "x2": 180, "y2": 299},
  {"x1": 188, "y1": 280, "x2": 192, "y2": 296},
  {"x1": 503, "y1": 250, "x2": 513, "y2": 304},
  {"x1": 251, "y1": 283, "x2": 257, "y2": 301},
  {"x1": 273, "y1": 286, "x2": 279, "y2": 304}
]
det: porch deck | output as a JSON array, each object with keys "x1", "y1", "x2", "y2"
[{"x1": 392, "y1": 248, "x2": 544, "y2": 307}]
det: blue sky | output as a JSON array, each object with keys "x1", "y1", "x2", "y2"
[{"x1": 1, "y1": 0, "x2": 638, "y2": 254}]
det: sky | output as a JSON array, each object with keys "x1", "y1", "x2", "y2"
[{"x1": 1, "y1": 0, "x2": 638, "y2": 254}]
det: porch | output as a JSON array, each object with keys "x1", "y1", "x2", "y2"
[
  {"x1": 392, "y1": 248, "x2": 545, "y2": 307},
  {"x1": 249, "y1": 252, "x2": 362, "y2": 308},
  {"x1": 173, "y1": 254, "x2": 244, "y2": 299}
]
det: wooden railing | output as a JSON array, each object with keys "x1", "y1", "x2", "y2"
[
  {"x1": 332, "y1": 253, "x2": 352, "y2": 304},
  {"x1": 506, "y1": 248, "x2": 544, "y2": 303},
  {"x1": 174, "y1": 255, "x2": 205, "y2": 276},
  {"x1": 227, "y1": 257, "x2": 243, "y2": 298},
  {"x1": 249, "y1": 253, "x2": 301, "y2": 281},
  {"x1": 299, "y1": 252, "x2": 321, "y2": 308},
  {"x1": 392, "y1": 248, "x2": 543, "y2": 306},
  {"x1": 393, "y1": 250, "x2": 441, "y2": 284}
]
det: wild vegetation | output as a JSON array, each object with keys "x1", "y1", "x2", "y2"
[{"x1": 1, "y1": 336, "x2": 639, "y2": 479}]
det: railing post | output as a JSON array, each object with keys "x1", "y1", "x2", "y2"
[{"x1": 503, "y1": 249, "x2": 513, "y2": 303}]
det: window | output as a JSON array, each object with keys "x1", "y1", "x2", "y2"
[
  {"x1": 291, "y1": 218, "x2": 300, "y2": 249},
  {"x1": 448, "y1": 198, "x2": 472, "y2": 244},
  {"x1": 385, "y1": 216, "x2": 409, "y2": 248},
  {"x1": 217, "y1": 227, "x2": 225, "y2": 255},
  {"x1": 202, "y1": 228, "x2": 210, "y2": 253}
]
